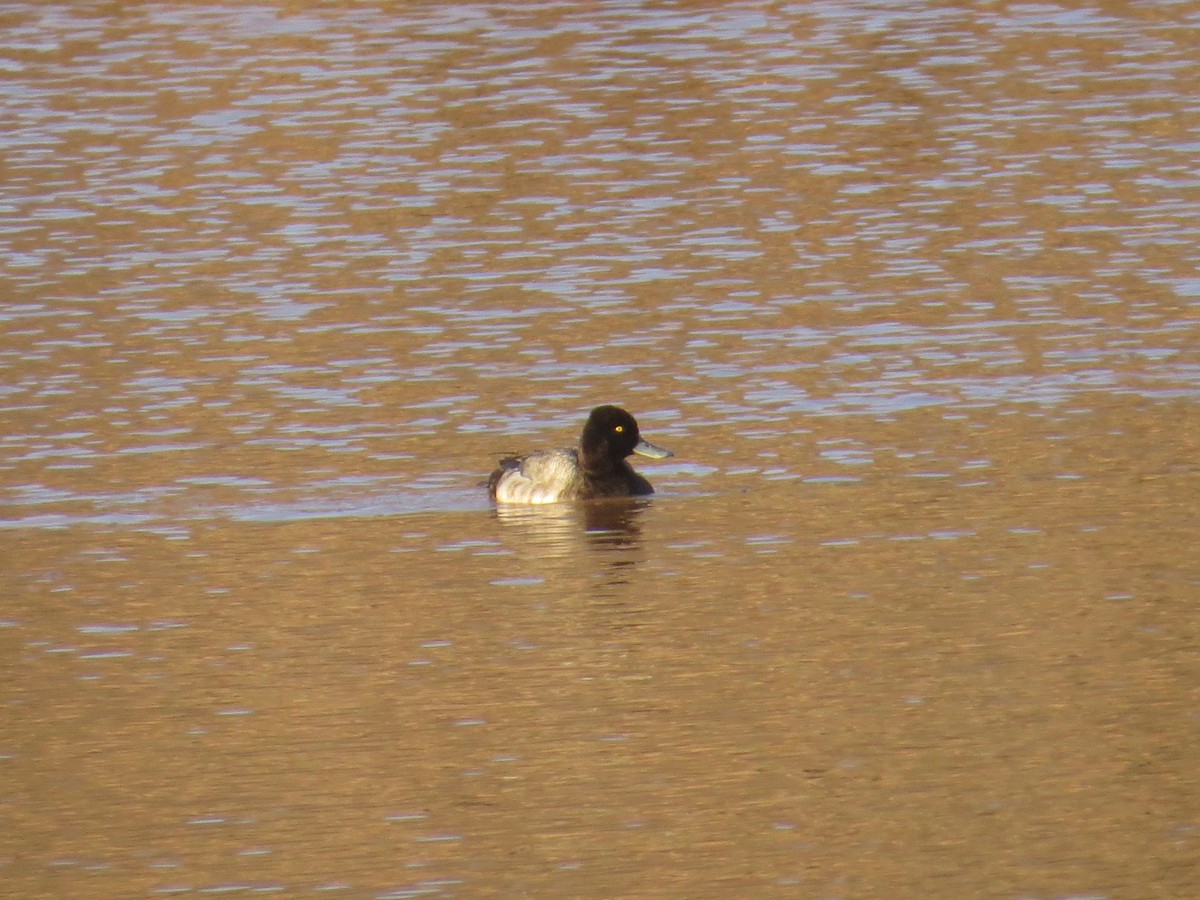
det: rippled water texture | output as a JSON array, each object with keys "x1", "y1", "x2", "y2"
[{"x1": 3, "y1": 2, "x2": 1199, "y2": 897}]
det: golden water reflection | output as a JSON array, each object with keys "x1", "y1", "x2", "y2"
[
  {"x1": 6, "y1": 409, "x2": 1198, "y2": 896},
  {"x1": 2, "y1": 1, "x2": 1199, "y2": 897}
]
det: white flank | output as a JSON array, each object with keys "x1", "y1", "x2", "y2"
[{"x1": 493, "y1": 449, "x2": 581, "y2": 504}]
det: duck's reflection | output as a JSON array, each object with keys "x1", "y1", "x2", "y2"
[
  {"x1": 493, "y1": 498, "x2": 646, "y2": 548},
  {"x1": 492, "y1": 498, "x2": 648, "y2": 587}
]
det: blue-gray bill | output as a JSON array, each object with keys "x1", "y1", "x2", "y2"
[{"x1": 633, "y1": 439, "x2": 672, "y2": 459}]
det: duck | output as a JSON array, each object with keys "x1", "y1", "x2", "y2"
[{"x1": 488, "y1": 405, "x2": 673, "y2": 504}]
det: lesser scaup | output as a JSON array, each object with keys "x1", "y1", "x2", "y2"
[{"x1": 488, "y1": 405, "x2": 673, "y2": 504}]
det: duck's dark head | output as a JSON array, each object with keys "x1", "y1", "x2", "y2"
[{"x1": 580, "y1": 405, "x2": 672, "y2": 472}]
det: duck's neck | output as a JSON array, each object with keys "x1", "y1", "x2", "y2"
[{"x1": 581, "y1": 442, "x2": 622, "y2": 477}]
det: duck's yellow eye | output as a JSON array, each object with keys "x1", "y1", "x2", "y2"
[{"x1": 614, "y1": 425, "x2": 624, "y2": 433}]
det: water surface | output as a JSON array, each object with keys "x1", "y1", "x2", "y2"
[{"x1": 2, "y1": 2, "x2": 1198, "y2": 896}]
